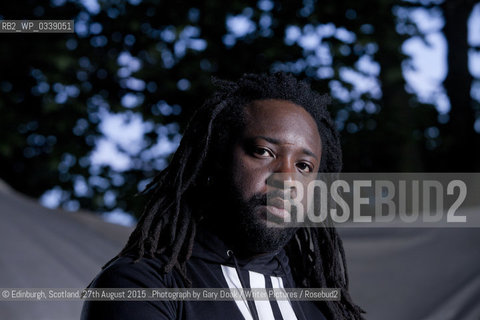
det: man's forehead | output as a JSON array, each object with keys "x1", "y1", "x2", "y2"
[
  {"x1": 243, "y1": 99, "x2": 318, "y2": 133},
  {"x1": 241, "y1": 99, "x2": 322, "y2": 153}
]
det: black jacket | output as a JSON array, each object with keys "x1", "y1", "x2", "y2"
[{"x1": 81, "y1": 227, "x2": 326, "y2": 320}]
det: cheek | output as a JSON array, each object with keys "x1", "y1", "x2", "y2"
[{"x1": 231, "y1": 148, "x2": 269, "y2": 199}]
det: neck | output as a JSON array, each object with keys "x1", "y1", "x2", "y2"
[{"x1": 198, "y1": 220, "x2": 281, "y2": 260}]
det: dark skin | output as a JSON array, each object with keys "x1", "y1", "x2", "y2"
[{"x1": 219, "y1": 99, "x2": 322, "y2": 256}]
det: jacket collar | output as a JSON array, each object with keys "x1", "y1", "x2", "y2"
[{"x1": 191, "y1": 224, "x2": 291, "y2": 276}]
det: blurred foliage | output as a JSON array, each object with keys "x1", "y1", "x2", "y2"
[{"x1": 0, "y1": 0, "x2": 479, "y2": 217}]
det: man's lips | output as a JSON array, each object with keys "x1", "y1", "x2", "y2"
[{"x1": 264, "y1": 197, "x2": 290, "y2": 222}]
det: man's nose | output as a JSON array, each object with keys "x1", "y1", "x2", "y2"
[
  {"x1": 268, "y1": 158, "x2": 298, "y2": 195},
  {"x1": 274, "y1": 157, "x2": 296, "y2": 180}
]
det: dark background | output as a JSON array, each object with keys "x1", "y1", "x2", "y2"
[{"x1": 1, "y1": 0, "x2": 479, "y2": 219}]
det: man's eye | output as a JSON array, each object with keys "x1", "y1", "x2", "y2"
[
  {"x1": 297, "y1": 162, "x2": 313, "y2": 172},
  {"x1": 253, "y1": 147, "x2": 273, "y2": 157}
]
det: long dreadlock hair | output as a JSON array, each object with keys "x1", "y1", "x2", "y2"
[{"x1": 114, "y1": 72, "x2": 364, "y2": 319}]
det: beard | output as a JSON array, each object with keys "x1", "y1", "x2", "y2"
[{"x1": 208, "y1": 181, "x2": 298, "y2": 255}]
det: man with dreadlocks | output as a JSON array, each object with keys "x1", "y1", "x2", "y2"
[{"x1": 81, "y1": 72, "x2": 364, "y2": 320}]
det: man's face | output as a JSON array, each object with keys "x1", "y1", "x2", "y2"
[{"x1": 222, "y1": 99, "x2": 322, "y2": 254}]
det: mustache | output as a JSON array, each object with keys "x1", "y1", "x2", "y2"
[{"x1": 248, "y1": 190, "x2": 287, "y2": 207}]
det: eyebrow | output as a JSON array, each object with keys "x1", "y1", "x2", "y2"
[{"x1": 254, "y1": 135, "x2": 319, "y2": 160}]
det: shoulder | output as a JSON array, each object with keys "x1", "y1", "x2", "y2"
[
  {"x1": 81, "y1": 255, "x2": 182, "y2": 320},
  {"x1": 89, "y1": 254, "x2": 182, "y2": 289}
]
